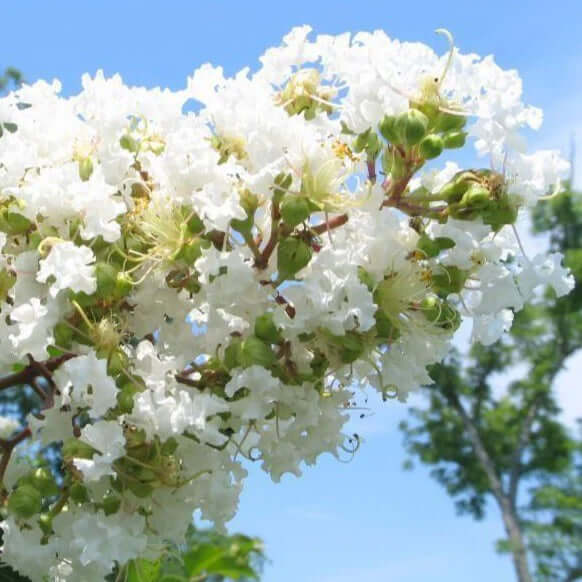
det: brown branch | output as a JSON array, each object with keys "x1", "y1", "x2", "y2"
[
  {"x1": 0, "y1": 352, "x2": 76, "y2": 392},
  {"x1": 311, "y1": 214, "x2": 348, "y2": 235},
  {"x1": 0, "y1": 427, "x2": 32, "y2": 493},
  {"x1": 255, "y1": 200, "x2": 281, "y2": 269},
  {"x1": 275, "y1": 293, "x2": 296, "y2": 319},
  {"x1": 508, "y1": 399, "x2": 539, "y2": 506}
]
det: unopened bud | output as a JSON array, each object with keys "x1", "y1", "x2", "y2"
[
  {"x1": 395, "y1": 109, "x2": 429, "y2": 146},
  {"x1": 8, "y1": 484, "x2": 42, "y2": 519},
  {"x1": 419, "y1": 134, "x2": 444, "y2": 160}
]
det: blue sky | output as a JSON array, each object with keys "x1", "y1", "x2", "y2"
[{"x1": 3, "y1": 1, "x2": 581, "y2": 580}]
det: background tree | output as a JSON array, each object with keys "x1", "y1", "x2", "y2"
[{"x1": 400, "y1": 178, "x2": 582, "y2": 582}]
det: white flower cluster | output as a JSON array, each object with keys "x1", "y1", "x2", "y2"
[{"x1": 0, "y1": 26, "x2": 573, "y2": 580}]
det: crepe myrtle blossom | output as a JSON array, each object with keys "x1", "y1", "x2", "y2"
[{"x1": 0, "y1": 26, "x2": 574, "y2": 580}]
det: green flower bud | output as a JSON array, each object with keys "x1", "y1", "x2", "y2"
[
  {"x1": 419, "y1": 134, "x2": 444, "y2": 160},
  {"x1": 434, "y1": 112, "x2": 466, "y2": 133},
  {"x1": 102, "y1": 493, "x2": 121, "y2": 515},
  {"x1": 281, "y1": 196, "x2": 312, "y2": 228},
  {"x1": 38, "y1": 513, "x2": 53, "y2": 534},
  {"x1": 442, "y1": 131, "x2": 467, "y2": 149},
  {"x1": 395, "y1": 109, "x2": 429, "y2": 146},
  {"x1": 277, "y1": 237, "x2": 312, "y2": 280},
  {"x1": 241, "y1": 336, "x2": 276, "y2": 368},
  {"x1": 120, "y1": 134, "x2": 139, "y2": 153},
  {"x1": 70, "y1": 482, "x2": 89, "y2": 504},
  {"x1": 481, "y1": 200, "x2": 518, "y2": 231},
  {"x1": 117, "y1": 383, "x2": 138, "y2": 414},
  {"x1": 78, "y1": 157, "x2": 94, "y2": 182},
  {"x1": 431, "y1": 266, "x2": 468, "y2": 296},
  {"x1": 438, "y1": 176, "x2": 470, "y2": 203},
  {"x1": 254, "y1": 312, "x2": 283, "y2": 344},
  {"x1": 30, "y1": 468, "x2": 58, "y2": 497},
  {"x1": 378, "y1": 115, "x2": 401, "y2": 143},
  {"x1": 460, "y1": 184, "x2": 490, "y2": 209},
  {"x1": 8, "y1": 484, "x2": 42, "y2": 519}
]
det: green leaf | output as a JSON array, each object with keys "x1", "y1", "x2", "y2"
[{"x1": 126, "y1": 558, "x2": 161, "y2": 582}]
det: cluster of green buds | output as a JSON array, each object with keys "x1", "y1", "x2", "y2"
[
  {"x1": 276, "y1": 69, "x2": 336, "y2": 119},
  {"x1": 437, "y1": 169, "x2": 518, "y2": 230},
  {"x1": 120, "y1": 116, "x2": 166, "y2": 157}
]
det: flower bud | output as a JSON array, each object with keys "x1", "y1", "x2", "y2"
[
  {"x1": 419, "y1": 134, "x2": 444, "y2": 160},
  {"x1": 434, "y1": 112, "x2": 466, "y2": 133},
  {"x1": 281, "y1": 197, "x2": 312, "y2": 228},
  {"x1": 38, "y1": 513, "x2": 53, "y2": 534},
  {"x1": 277, "y1": 237, "x2": 312, "y2": 280},
  {"x1": 241, "y1": 336, "x2": 276, "y2": 368},
  {"x1": 30, "y1": 468, "x2": 58, "y2": 497},
  {"x1": 119, "y1": 134, "x2": 139, "y2": 153},
  {"x1": 70, "y1": 482, "x2": 89, "y2": 504},
  {"x1": 78, "y1": 157, "x2": 94, "y2": 182},
  {"x1": 460, "y1": 184, "x2": 490, "y2": 209},
  {"x1": 481, "y1": 201, "x2": 518, "y2": 231},
  {"x1": 395, "y1": 109, "x2": 429, "y2": 146},
  {"x1": 254, "y1": 312, "x2": 283, "y2": 344},
  {"x1": 102, "y1": 493, "x2": 121, "y2": 515},
  {"x1": 117, "y1": 382, "x2": 138, "y2": 414},
  {"x1": 442, "y1": 131, "x2": 467, "y2": 149},
  {"x1": 378, "y1": 115, "x2": 400, "y2": 144},
  {"x1": 7, "y1": 484, "x2": 42, "y2": 519}
]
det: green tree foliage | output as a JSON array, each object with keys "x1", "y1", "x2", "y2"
[
  {"x1": 400, "y1": 182, "x2": 582, "y2": 582},
  {"x1": 520, "y1": 433, "x2": 582, "y2": 581},
  {"x1": 0, "y1": 68, "x2": 22, "y2": 93}
]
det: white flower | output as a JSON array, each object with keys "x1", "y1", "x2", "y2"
[
  {"x1": 53, "y1": 351, "x2": 118, "y2": 417},
  {"x1": 36, "y1": 241, "x2": 96, "y2": 297},
  {"x1": 73, "y1": 421, "x2": 125, "y2": 481}
]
